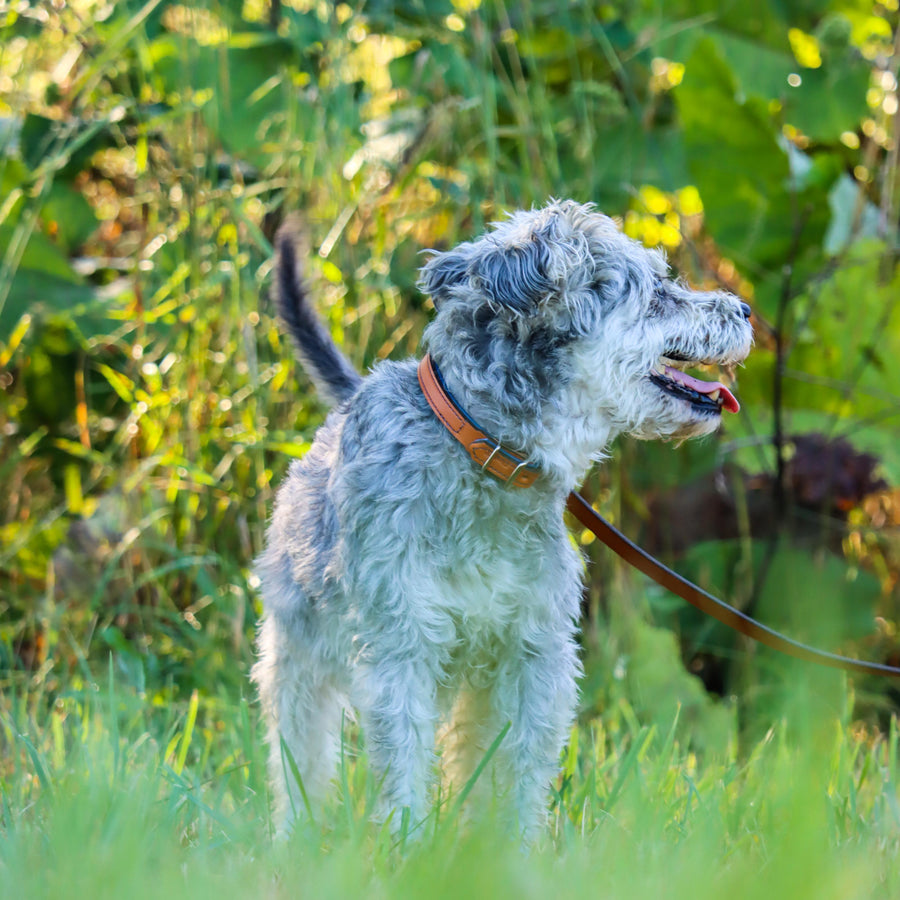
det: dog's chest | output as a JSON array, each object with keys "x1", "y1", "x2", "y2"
[
  {"x1": 428, "y1": 512, "x2": 573, "y2": 630},
  {"x1": 429, "y1": 524, "x2": 580, "y2": 686},
  {"x1": 438, "y1": 552, "x2": 530, "y2": 624}
]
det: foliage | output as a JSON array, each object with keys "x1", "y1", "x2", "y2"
[{"x1": 1, "y1": 0, "x2": 900, "y2": 883}]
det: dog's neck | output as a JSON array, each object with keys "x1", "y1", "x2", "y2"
[
  {"x1": 425, "y1": 352, "x2": 617, "y2": 490},
  {"x1": 419, "y1": 354, "x2": 540, "y2": 488}
]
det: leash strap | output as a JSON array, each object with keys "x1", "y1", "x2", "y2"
[{"x1": 566, "y1": 490, "x2": 900, "y2": 678}]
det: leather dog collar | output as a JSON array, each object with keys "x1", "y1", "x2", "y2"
[{"x1": 417, "y1": 354, "x2": 540, "y2": 488}]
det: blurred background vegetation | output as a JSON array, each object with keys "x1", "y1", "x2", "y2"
[{"x1": 1, "y1": 0, "x2": 900, "y2": 759}]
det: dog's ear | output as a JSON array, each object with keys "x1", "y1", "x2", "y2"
[
  {"x1": 472, "y1": 240, "x2": 554, "y2": 313},
  {"x1": 420, "y1": 232, "x2": 557, "y2": 314},
  {"x1": 418, "y1": 246, "x2": 474, "y2": 309}
]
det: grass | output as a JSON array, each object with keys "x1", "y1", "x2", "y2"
[
  {"x1": 2, "y1": 671, "x2": 900, "y2": 899},
  {"x1": 3, "y1": 2, "x2": 900, "y2": 897}
]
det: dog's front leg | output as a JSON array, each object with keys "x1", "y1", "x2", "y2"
[
  {"x1": 353, "y1": 650, "x2": 440, "y2": 835},
  {"x1": 493, "y1": 627, "x2": 580, "y2": 841}
]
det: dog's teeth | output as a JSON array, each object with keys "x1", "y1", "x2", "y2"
[{"x1": 709, "y1": 389, "x2": 720, "y2": 402}]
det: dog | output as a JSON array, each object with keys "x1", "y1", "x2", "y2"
[{"x1": 251, "y1": 199, "x2": 753, "y2": 840}]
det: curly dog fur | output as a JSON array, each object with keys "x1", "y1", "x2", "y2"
[{"x1": 252, "y1": 200, "x2": 753, "y2": 839}]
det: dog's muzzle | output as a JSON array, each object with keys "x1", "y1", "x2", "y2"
[{"x1": 648, "y1": 363, "x2": 740, "y2": 414}]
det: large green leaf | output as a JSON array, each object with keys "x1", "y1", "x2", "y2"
[
  {"x1": 663, "y1": 26, "x2": 869, "y2": 143},
  {"x1": 677, "y1": 39, "x2": 789, "y2": 262},
  {"x1": 0, "y1": 224, "x2": 78, "y2": 285},
  {"x1": 40, "y1": 182, "x2": 98, "y2": 254},
  {"x1": 787, "y1": 241, "x2": 900, "y2": 419},
  {"x1": 150, "y1": 31, "x2": 299, "y2": 162},
  {"x1": 640, "y1": 0, "x2": 834, "y2": 46},
  {"x1": 783, "y1": 66, "x2": 869, "y2": 143},
  {"x1": 19, "y1": 113, "x2": 117, "y2": 177},
  {"x1": 389, "y1": 41, "x2": 476, "y2": 100},
  {"x1": 667, "y1": 538, "x2": 882, "y2": 652},
  {"x1": 0, "y1": 223, "x2": 127, "y2": 342},
  {"x1": 676, "y1": 37, "x2": 831, "y2": 286}
]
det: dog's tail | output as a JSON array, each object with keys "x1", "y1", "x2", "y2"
[{"x1": 274, "y1": 221, "x2": 363, "y2": 407}]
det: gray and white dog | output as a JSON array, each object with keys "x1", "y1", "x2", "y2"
[{"x1": 252, "y1": 199, "x2": 753, "y2": 839}]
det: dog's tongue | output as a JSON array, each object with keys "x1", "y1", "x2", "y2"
[{"x1": 665, "y1": 366, "x2": 740, "y2": 413}]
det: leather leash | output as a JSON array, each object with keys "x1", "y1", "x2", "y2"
[
  {"x1": 418, "y1": 353, "x2": 900, "y2": 679},
  {"x1": 566, "y1": 491, "x2": 900, "y2": 678}
]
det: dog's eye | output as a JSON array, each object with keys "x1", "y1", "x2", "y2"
[
  {"x1": 588, "y1": 276, "x2": 610, "y2": 296},
  {"x1": 648, "y1": 279, "x2": 670, "y2": 315}
]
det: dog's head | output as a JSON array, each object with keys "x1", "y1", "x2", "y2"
[{"x1": 420, "y1": 200, "x2": 753, "y2": 479}]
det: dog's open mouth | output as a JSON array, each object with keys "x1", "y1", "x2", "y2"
[{"x1": 648, "y1": 353, "x2": 740, "y2": 414}]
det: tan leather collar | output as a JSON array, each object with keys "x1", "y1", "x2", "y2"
[{"x1": 417, "y1": 354, "x2": 540, "y2": 488}]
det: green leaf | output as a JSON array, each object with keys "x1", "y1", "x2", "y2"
[
  {"x1": 672, "y1": 537, "x2": 882, "y2": 655},
  {"x1": 0, "y1": 157, "x2": 28, "y2": 219},
  {"x1": 692, "y1": 29, "x2": 869, "y2": 143},
  {"x1": 19, "y1": 113, "x2": 115, "y2": 177},
  {"x1": 784, "y1": 63, "x2": 869, "y2": 143},
  {"x1": 21, "y1": 338, "x2": 77, "y2": 427},
  {"x1": 150, "y1": 32, "x2": 299, "y2": 162},
  {"x1": 41, "y1": 182, "x2": 98, "y2": 254},
  {"x1": 755, "y1": 544, "x2": 882, "y2": 645},
  {"x1": 1, "y1": 222, "x2": 80, "y2": 283},
  {"x1": 786, "y1": 241, "x2": 900, "y2": 423},
  {"x1": 1, "y1": 222, "x2": 100, "y2": 341},
  {"x1": 676, "y1": 37, "x2": 830, "y2": 279}
]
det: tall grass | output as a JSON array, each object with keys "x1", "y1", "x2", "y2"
[{"x1": 3, "y1": 670, "x2": 900, "y2": 898}]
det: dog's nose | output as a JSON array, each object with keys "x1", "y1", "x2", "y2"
[{"x1": 739, "y1": 302, "x2": 752, "y2": 319}]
